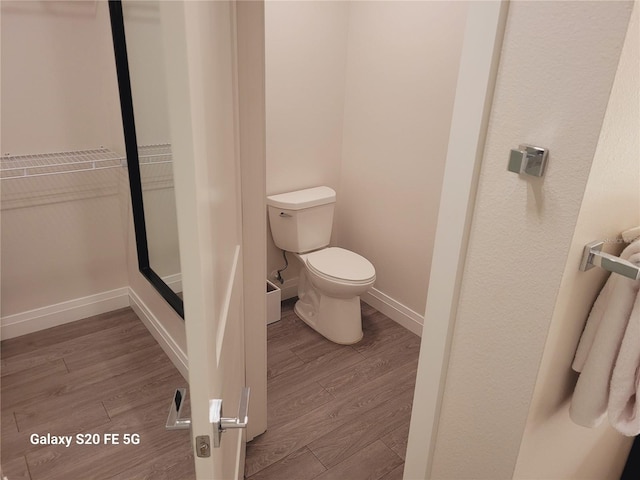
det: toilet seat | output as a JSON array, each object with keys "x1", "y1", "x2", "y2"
[{"x1": 304, "y1": 247, "x2": 375, "y2": 284}]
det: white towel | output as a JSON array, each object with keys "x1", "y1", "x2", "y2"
[
  {"x1": 608, "y1": 280, "x2": 640, "y2": 435},
  {"x1": 570, "y1": 240, "x2": 640, "y2": 429}
]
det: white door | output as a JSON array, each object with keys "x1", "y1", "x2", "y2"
[{"x1": 160, "y1": 1, "x2": 248, "y2": 478}]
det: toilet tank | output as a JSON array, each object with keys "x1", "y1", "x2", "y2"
[{"x1": 267, "y1": 186, "x2": 336, "y2": 253}]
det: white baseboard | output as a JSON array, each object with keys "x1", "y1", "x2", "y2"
[
  {"x1": 279, "y1": 278, "x2": 299, "y2": 301},
  {"x1": 128, "y1": 288, "x2": 188, "y2": 380},
  {"x1": 279, "y1": 277, "x2": 423, "y2": 337},
  {"x1": 362, "y1": 287, "x2": 423, "y2": 337},
  {"x1": 1, "y1": 287, "x2": 130, "y2": 340}
]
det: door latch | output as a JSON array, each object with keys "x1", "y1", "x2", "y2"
[
  {"x1": 210, "y1": 387, "x2": 251, "y2": 448},
  {"x1": 166, "y1": 387, "x2": 250, "y2": 449}
]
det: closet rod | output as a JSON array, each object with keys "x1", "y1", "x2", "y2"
[{"x1": 579, "y1": 241, "x2": 640, "y2": 280}]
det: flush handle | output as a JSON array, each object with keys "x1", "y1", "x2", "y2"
[{"x1": 508, "y1": 144, "x2": 549, "y2": 177}]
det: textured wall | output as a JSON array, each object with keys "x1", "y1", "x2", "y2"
[
  {"x1": 1, "y1": 1, "x2": 120, "y2": 155},
  {"x1": 1, "y1": 1, "x2": 128, "y2": 318},
  {"x1": 514, "y1": 5, "x2": 639, "y2": 478},
  {"x1": 337, "y1": 1, "x2": 467, "y2": 316},
  {"x1": 264, "y1": 2, "x2": 467, "y2": 317},
  {"x1": 264, "y1": 1, "x2": 349, "y2": 281},
  {"x1": 431, "y1": 2, "x2": 634, "y2": 478}
]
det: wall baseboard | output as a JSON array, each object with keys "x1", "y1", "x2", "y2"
[
  {"x1": 362, "y1": 287, "x2": 423, "y2": 337},
  {"x1": 279, "y1": 278, "x2": 299, "y2": 301},
  {"x1": 1, "y1": 287, "x2": 130, "y2": 340},
  {"x1": 128, "y1": 289, "x2": 189, "y2": 380}
]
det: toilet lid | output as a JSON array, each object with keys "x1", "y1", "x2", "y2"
[{"x1": 306, "y1": 247, "x2": 375, "y2": 283}]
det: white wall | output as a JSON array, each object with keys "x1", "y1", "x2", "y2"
[
  {"x1": 337, "y1": 1, "x2": 467, "y2": 317},
  {"x1": 265, "y1": 1, "x2": 349, "y2": 283},
  {"x1": 429, "y1": 2, "x2": 634, "y2": 479},
  {"x1": 264, "y1": 1, "x2": 468, "y2": 321},
  {"x1": 1, "y1": 1, "x2": 128, "y2": 326},
  {"x1": 1, "y1": 1, "x2": 121, "y2": 155},
  {"x1": 514, "y1": 5, "x2": 639, "y2": 477}
]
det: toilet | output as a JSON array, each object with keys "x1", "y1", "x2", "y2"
[{"x1": 267, "y1": 186, "x2": 376, "y2": 344}]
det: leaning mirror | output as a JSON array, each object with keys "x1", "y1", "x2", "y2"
[{"x1": 109, "y1": 0, "x2": 184, "y2": 318}]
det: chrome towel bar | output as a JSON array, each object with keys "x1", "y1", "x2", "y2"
[{"x1": 579, "y1": 241, "x2": 640, "y2": 280}]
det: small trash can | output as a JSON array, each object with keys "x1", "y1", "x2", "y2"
[{"x1": 266, "y1": 280, "x2": 281, "y2": 324}]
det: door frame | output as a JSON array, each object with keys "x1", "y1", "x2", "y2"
[
  {"x1": 236, "y1": 0, "x2": 268, "y2": 441},
  {"x1": 239, "y1": 0, "x2": 509, "y2": 473},
  {"x1": 404, "y1": 2, "x2": 508, "y2": 478}
]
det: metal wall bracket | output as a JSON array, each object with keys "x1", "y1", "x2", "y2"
[
  {"x1": 210, "y1": 387, "x2": 250, "y2": 448},
  {"x1": 508, "y1": 144, "x2": 549, "y2": 177},
  {"x1": 166, "y1": 388, "x2": 191, "y2": 430},
  {"x1": 580, "y1": 240, "x2": 640, "y2": 280}
]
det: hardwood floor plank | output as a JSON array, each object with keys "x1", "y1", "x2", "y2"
[
  {"x1": 355, "y1": 313, "x2": 418, "y2": 358},
  {"x1": 267, "y1": 315, "x2": 320, "y2": 355},
  {"x1": 1, "y1": 320, "x2": 149, "y2": 377},
  {"x1": 289, "y1": 330, "x2": 345, "y2": 364},
  {"x1": 2, "y1": 343, "x2": 174, "y2": 411},
  {"x1": 1, "y1": 359, "x2": 68, "y2": 393},
  {"x1": 245, "y1": 361, "x2": 417, "y2": 477},
  {"x1": 14, "y1": 399, "x2": 110, "y2": 432},
  {"x1": 379, "y1": 463, "x2": 405, "y2": 480},
  {"x1": 1, "y1": 455, "x2": 31, "y2": 480},
  {"x1": 0, "y1": 308, "x2": 135, "y2": 360},
  {"x1": 2, "y1": 402, "x2": 113, "y2": 464},
  {"x1": 307, "y1": 386, "x2": 414, "y2": 468},
  {"x1": 317, "y1": 338, "x2": 420, "y2": 397},
  {"x1": 380, "y1": 422, "x2": 410, "y2": 460},
  {"x1": 246, "y1": 446, "x2": 326, "y2": 480},
  {"x1": 2, "y1": 307, "x2": 194, "y2": 480},
  {"x1": 62, "y1": 326, "x2": 159, "y2": 372},
  {"x1": 267, "y1": 381, "x2": 334, "y2": 430},
  {"x1": 313, "y1": 440, "x2": 403, "y2": 480},
  {"x1": 267, "y1": 347, "x2": 304, "y2": 380},
  {"x1": 107, "y1": 448, "x2": 194, "y2": 480},
  {"x1": 25, "y1": 390, "x2": 192, "y2": 480},
  {"x1": 2, "y1": 408, "x2": 18, "y2": 434},
  {"x1": 266, "y1": 347, "x2": 365, "y2": 404},
  {"x1": 102, "y1": 369, "x2": 186, "y2": 418}
]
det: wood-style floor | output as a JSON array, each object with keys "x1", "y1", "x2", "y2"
[
  {"x1": 1, "y1": 300, "x2": 419, "y2": 480},
  {"x1": 245, "y1": 299, "x2": 420, "y2": 480},
  {"x1": 1, "y1": 308, "x2": 194, "y2": 480}
]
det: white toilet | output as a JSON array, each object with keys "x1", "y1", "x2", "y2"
[{"x1": 267, "y1": 186, "x2": 376, "y2": 344}]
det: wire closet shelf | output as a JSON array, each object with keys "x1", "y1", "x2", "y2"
[{"x1": 0, "y1": 144, "x2": 172, "y2": 180}]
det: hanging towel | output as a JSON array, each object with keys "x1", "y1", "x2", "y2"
[
  {"x1": 608, "y1": 279, "x2": 640, "y2": 435},
  {"x1": 570, "y1": 240, "x2": 640, "y2": 429}
]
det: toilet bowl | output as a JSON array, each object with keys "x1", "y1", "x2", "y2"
[
  {"x1": 294, "y1": 247, "x2": 375, "y2": 344},
  {"x1": 266, "y1": 186, "x2": 376, "y2": 344}
]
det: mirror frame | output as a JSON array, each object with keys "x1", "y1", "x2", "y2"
[{"x1": 108, "y1": 0, "x2": 184, "y2": 318}]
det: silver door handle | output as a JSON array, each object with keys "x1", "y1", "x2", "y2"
[
  {"x1": 210, "y1": 387, "x2": 250, "y2": 448},
  {"x1": 166, "y1": 388, "x2": 191, "y2": 430}
]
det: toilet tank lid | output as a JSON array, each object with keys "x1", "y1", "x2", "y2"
[{"x1": 267, "y1": 186, "x2": 336, "y2": 210}]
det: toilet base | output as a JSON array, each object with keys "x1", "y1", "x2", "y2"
[{"x1": 294, "y1": 296, "x2": 363, "y2": 345}]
